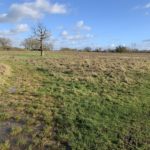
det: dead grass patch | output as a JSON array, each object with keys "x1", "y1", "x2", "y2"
[{"x1": 0, "y1": 64, "x2": 11, "y2": 85}]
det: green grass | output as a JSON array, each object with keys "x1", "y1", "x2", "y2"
[
  {"x1": 10, "y1": 126, "x2": 22, "y2": 136},
  {"x1": 0, "y1": 140, "x2": 10, "y2": 150},
  {"x1": 0, "y1": 51, "x2": 150, "y2": 150}
]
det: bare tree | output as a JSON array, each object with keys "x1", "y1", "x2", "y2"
[
  {"x1": 21, "y1": 38, "x2": 40, "y2": 50},
  {"x1": 32, "y1": 23, "x2": 50, "y2": 56},
  {"x1": 43, "y1": 42, "x2": 53, "y2": 51},
  {"x1": 0, "y1": 37, "x2": 12, "y2": 50},
  {"x1": 21, "y1": 37, "x2": 53, "y2": 51}
]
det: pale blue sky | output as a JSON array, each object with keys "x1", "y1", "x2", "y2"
[{"x1": 0, "y1": 0, "x2": 150, "y2": 49}]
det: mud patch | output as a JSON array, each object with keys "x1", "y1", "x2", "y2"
[{"x1": 0, "y1": 120, "x2": 23, "y2": 142}]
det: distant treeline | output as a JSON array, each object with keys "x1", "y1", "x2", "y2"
[
  {"x1": 0, "y1": 37, "x2": 150, "y2": 53},
  {"x1": 1, "y1": 45, "x2": 150, "y2": 53},
  {"x1": 60, "y1": 46, "x2": 150, "y2": 53}
]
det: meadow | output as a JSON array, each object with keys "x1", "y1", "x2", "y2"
[{"x1": 0, "y1": 51, "x2": 150, "y2": 150}]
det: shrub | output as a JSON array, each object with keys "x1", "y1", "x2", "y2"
[
  {"x1": 60, "y1": 48, "x2": 77, "y2": 51},
  {"x1": 115, "y1": 46, "x2": 129, "y2": 53}
]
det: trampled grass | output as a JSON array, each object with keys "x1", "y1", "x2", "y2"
[{"x1": 0, "y1": 51, "x2": 150, "y2": 150}]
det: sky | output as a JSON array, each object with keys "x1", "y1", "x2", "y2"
[{"x1": 1, "y1": 0, "x2": 150, "y2": 50}]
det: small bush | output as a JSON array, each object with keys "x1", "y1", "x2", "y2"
[{"x1": 115, "y1": 46, "x2": 130, "y2": 53}]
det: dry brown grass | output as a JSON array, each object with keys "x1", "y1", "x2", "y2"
[{"x1": 0, "y1": 64, "x2": 11, "y2": 85}]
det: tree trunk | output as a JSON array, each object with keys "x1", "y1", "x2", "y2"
[{"x1": 40, "y1": 39, "x2": 43, "y2": 56}]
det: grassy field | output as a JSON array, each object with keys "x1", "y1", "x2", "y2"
[{"x1": 0, "y1": 51, "x2": 150, "y2": 150}]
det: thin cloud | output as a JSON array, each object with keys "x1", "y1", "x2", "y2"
[
  {"x1": 0, "y1": 24, "x2": 29, "y2": 36},
  {"x1": 143, "y1": 39, "x2": 150, "y2": 42},
  {"x1": 60, "y1": 20, "x2": 93, "y2": 44},
  {"x1": 133, "y1": 2, "x2": 150, "y2": 10},
  {"x1": 144, "y1": 3, "x2": 150, "y2": 9},
  {"x1": 0, "y1": 0, "x2": 68, "y2": 23},
  {"x1": 132, "y1": 5, "x2": 141, "y2": 10},
  {"x1": 145, "y1": 12, "x2": 150, "y2": 16},
  {"x1": 76, "y1": 20, "x2": 91, "y2": 31},
  {"x1": 61, "y1": 30, "x2": 93, "y2": 42}
]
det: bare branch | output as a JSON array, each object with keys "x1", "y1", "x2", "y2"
[
  {"x1": 0, "y1": 37, "x2": 12, "y2": 49},
  {"x1": 32, "y1": 23, "x2": 51, "y2": 56}
]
